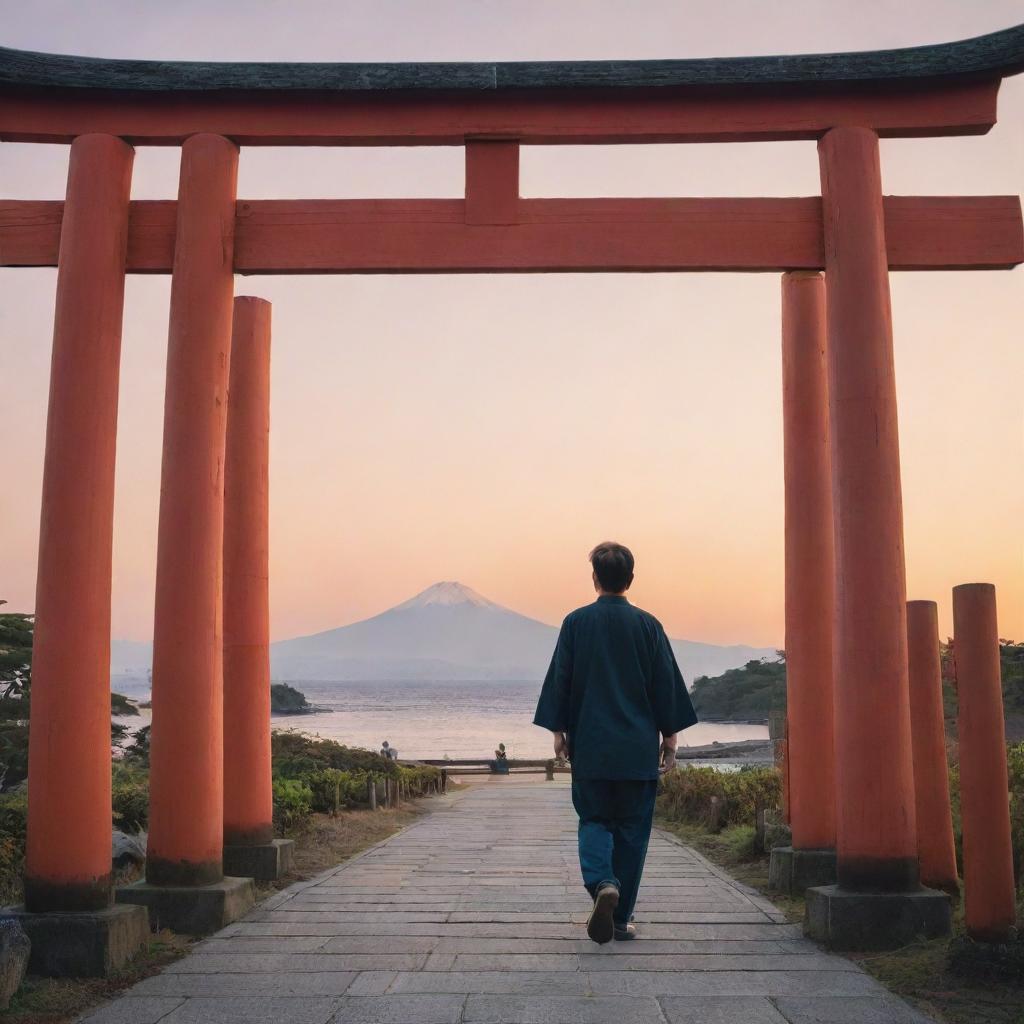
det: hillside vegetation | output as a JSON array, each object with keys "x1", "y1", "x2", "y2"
[
  {"x1": 690, "y1": 656, "x2": 786, "y2": 722},
  {"x1": 689, "y1": 641, "x2": 1024, "y2": 730}
]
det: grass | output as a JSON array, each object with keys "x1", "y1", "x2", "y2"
[
  {"x1": 656, "y1": 814, "x2": 1024, "y2": 1024},
  {"x1": 1, "y1": 796, "x2": 437, "y2": 1024}
]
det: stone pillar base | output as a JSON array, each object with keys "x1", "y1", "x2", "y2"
[
  {"x1": 115, "y1": 876, "x2": 255, "y2": 935},
  {"x1": 805, "y1": 883, "x2": 952, "y2": 951},
  {"x1": 4, "y1": 903, "x2": 149, "y2": 977},
  {"x1": 223, "y1": 839, "x2": 294, "y2": 882},
  {"x1": 768, "y1": 846, "x2": 837, "y2": 894}
]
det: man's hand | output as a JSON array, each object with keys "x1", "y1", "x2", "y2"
[
  {"x1": 660, "y1": 733, "x2": 678, "y2": 771},
  {"x1": 553, "y1": 731, "x2": 569, "y2": 760}
]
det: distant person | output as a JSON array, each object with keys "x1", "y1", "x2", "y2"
[
  {"x1": 491, "y1": 742, "x2": 510, "y2": 775},
  {"x1": 380, "y1": 740, "x2": 398, "y2": 761},
  {"x1": 534, "y1": 541, "x2": 697, "y2": 944}
]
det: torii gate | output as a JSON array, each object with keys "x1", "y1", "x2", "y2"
[{"x1": 2, "y1": 23, "x2": 1022, "y2": 973}]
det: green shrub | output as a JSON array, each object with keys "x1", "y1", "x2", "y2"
[
  {"x1": 395, "y1": 763, "x2": 441, "y2": 798},
  {"x1": 112, "y1": 763, "x2": 149, "y2": 833},
  {"x1": 270, "y1": 731, "x2": 441, "y2": 812},
  {"x1": 271, "y1": 731, "x2": 393, "y2": 778},
  {"x1": 306, "y1": 768, "x2": 374, "y2": 813},
  {"x1": 272, "y1": 778, "x2": 313, "y2": 835},
  {"x1": 0, "y1": 792, "x2": 27, "y2": 903},
  {"x1": 657, "y1": 765, "x2": 782, "y2": 832}
]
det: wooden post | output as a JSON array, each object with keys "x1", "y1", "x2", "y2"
[
  {"x1": 24, "y1": 135, "x2": 134, "y2": 913},
  {"x1": 906, "y1": 601, "x2": 959, "y2": 893},
  {"x1": 954, "y1": 584, "x2": 1016, "y2": 941},
  {"x1": 147, "y1": 134, "x2": 239, "y2": 887},
  {"x1": 223, "y1": 297, "x2": 273, "y2": 848},
  {"x1": 781, "y1": 271, "x2": 836, "y2": 853},
  {"x1": 465, "y1": 140, "x2": 519, "y2": 225},
  {"x1": 818, "y1": 127, "x2": 917, "y2": 892},
  {"x1": 368, "y1": 777, "x2": 377, "y2": 810}
]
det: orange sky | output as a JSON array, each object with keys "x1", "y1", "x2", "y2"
[{"x1": 0, "y1": 1, "x2": 1021, "y2": 647}]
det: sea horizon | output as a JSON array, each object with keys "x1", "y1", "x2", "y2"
[{"x1": 111, "y1": 675, "x2": 767, "y2": 761}]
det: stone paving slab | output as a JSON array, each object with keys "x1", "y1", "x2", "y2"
[{"x1": 78, "y1": 781, "x2": 936, "y2": 1023}]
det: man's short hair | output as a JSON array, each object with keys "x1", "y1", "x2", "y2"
[{"x1": 589, "y1": 541, "x2": 635, "y2": 593}]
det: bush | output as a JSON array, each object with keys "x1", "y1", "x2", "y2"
[
  {"x1": 270, "y1": 731, "x2": 441, "y2": 813},
  {"x1": 657, "y1": 765, "x2": 782, "y2": 832},
  {"x1": 271, "y1": 731, "x2": 393, "y2": 779},
  {"x1": 272, "y1": 778, "x2": 313, "y2": 835},
  {"x1": 306, "y1": 768, "x2": 375, "y2": 813},
  {"x1": 396, "y1": 763, "x2": 441, "y2": 798},
  {"x1": 0, "y1": 792, "x2": 27, "y2": 903},
  {"x1": 112, "y1": 763, "x2": 149, "y2": 833}
]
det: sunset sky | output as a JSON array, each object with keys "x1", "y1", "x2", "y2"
[{"x1": 0, "y1": 0, "x2": 1021, "y2": 648}]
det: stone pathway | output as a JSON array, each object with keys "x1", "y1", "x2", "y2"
[{"x1": 80, "y1": 781, "x2": 934, "y2": 1023}]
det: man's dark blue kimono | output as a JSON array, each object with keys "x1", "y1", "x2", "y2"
[{"x1": 533, "y1": 595, "x2": 697, "y2": 931}]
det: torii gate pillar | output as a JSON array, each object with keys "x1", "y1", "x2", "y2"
[
  {"x1": 11, "y1": 134, "x2": 150, "y2": 977},
  {"x1": 222, "y1": 296, "x2": 294, "y2": 881},
  {"x1": 768, "y1": 271, "x2": 837, "y2": 895},
  {"x1": 116, "y1": 135, "x2": 255, "y2": 933},
  {"x1": 804, "y1": 127, "x2": 951, "y2": 950}
]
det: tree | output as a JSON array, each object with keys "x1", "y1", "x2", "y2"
[
  {"x1": 0, "y1": 601, "x2": 33, "y2": 789},
  {"x1": 0, "y1": 600, "x2": 144, "y2": 787}
]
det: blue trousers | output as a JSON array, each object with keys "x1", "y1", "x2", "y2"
[{"x1": 571, "y1": 778, "x2": 658, "y2": 927}]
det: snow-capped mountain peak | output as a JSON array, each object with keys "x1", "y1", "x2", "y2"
[{"x1": 393, "y1": 581, "x2": 500, "y2": 612}]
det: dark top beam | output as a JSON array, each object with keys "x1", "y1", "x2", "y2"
[{"x1": 0, "y1": 23, "x2": 1022, "y2": 94}]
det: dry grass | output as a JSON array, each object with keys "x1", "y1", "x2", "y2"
[{"x1": 1, "y1": 798, "x2": 436, "y2": 1023}]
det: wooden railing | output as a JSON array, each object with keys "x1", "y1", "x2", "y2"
[{"x1": 416, "y1": 758, "x2": 571, "y2": 789}]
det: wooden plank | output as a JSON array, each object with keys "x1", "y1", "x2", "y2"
[
  {"x1": 884, "y1": 195, "x2": 1024, "y2": 270},
  {"x1": 234, "y1": 197, "x2": 823, "y2": 272},
  {"x1": 0, "y1": 199, "x2": 62, "y2": 266},
  {"x1": 0, "y1": 79, "x2": 1000, "y2": 145},
  {"x1": 1, "y1": 195, "x2": 1020, "y2": 273}
]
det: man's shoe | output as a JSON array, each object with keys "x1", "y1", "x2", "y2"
[
  {"x1": 587, "y1": 884, "x2": 619, "y2": 945},
  {"x1": 614, "y1": 922, "x2": 637, "y2": 941}
]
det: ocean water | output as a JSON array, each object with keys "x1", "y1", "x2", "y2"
[{"x1": 112, "y1": 677, "x2": 767, "y2": 761}]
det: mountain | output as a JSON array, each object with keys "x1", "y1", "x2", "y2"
[{"x1": 268, "y1": 581, "x2": 776, "y2": 685}]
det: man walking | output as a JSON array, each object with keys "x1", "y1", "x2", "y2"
[{"x1": 533, "y1": 542, "x2": 697, "y2": 943}]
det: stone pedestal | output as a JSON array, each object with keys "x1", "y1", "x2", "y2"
[
  {"x1": 223, "y1": 839, "x2": 294, "y2": 882},
  {"x1": 116, "y1": 876, "x2": 254, "y2": 935},
  {"x1": 5, "y1": 903, "x2": 148, "y2": 977},
  {"x1": 805, "y1": 884, "x2": 952, "y2": 951},
  {"x1": 769, "y1": 846, "x2": 837, "y2": 895}
]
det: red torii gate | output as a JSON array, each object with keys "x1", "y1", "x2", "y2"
[{"x1": 2, "y1": 23, "x2": 1022, "y2": 973}]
